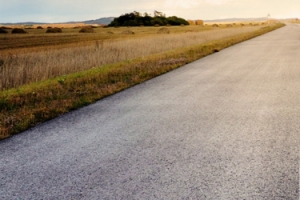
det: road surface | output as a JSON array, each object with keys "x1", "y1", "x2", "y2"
[{"x1": 1, "y1": 24, "x2": 300, "y2": 199}]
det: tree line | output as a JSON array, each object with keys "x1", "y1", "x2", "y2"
[{"x1": 108, "y1": 11, "x2": 189, "y2": 27}]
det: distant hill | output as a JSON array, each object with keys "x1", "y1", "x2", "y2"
[
  {"x1": 83, "y1": 17, "x2": 114, "y2": 25},
  {"x1": 204, "y1": 17, "x2": 268, "y2": 23},
  {"x1": 1, "y1": 17, "x2": 115, "y2": 26}
]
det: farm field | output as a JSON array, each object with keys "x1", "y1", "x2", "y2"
[
  {"x1": 0, "y1": 23, "x2": 260, "y2": 50},
  {"x1": 1, "y1": 23, "x2": 270, "y2": 90},
  {"x1": 0, "y1": 22, "x2": 284, "y2": 139}
]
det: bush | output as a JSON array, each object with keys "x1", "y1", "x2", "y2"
[
  {"x1": 46, "y1": 28, "x2": 62, "y2": 33},
  {"x1": 157, "y1": 27, "x2": 170, "y2": 34},
  {"x1": 37, "y1": 26, "x2": 43, "y2": 29},
  {"x1": 79, "y1": 27, "x2": 94, "y2": 33},
  {"x1": 11, "y1": 28, "x2": 27, "y2": 34},
  {"x1": 0, "y1": 28, "x2": 8, "y2": 34}
]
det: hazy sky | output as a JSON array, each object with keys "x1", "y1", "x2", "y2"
[{"x1": 1, "y1": 0, "x2": 300, "y2": 23}]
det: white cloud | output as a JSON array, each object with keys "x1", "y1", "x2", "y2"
[
  {"x1": 164, "y1": 0, "x2": 233, "y2": 8},
  {"x1": 1, "y1": 0, "x2": 300, "y2": 23},
  {"x1": 204, "y1": 0, "x2": 230, "y2": 5},
  {"x1": 165, "y1": 0, "x2": 200, "y2": 9}
]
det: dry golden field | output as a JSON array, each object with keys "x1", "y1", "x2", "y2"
[{"x1": 0, "y1": 24, "x2": 267, "y2": 90}]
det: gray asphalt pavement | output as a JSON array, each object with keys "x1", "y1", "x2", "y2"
[{"x1": 1, "y1": 24, "x2": 300, "y2": 199}]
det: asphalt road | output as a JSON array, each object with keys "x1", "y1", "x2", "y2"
[{"x1": 1, "y1": 24, "x2": 300, "y2": 199}]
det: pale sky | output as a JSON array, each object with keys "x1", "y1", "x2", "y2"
[{"x1": 1, "y1": 0, "x2": 300, "y2": 23}]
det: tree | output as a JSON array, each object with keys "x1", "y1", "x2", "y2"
[{"x1": 108, "y1": 11, "x2": 189, "y2": 27}]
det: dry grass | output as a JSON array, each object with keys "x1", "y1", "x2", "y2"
[
  {"x1": 121, "y1": 30, "x2": 135, "y2": 35},
  {"x1": 0, "y1": 26, "x2": 214, "y2": 50},
  {"x1": 0, "y1": 26, "x2": 264, "y2": 90}
]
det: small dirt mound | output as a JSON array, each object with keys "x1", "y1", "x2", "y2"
[
  {"x1": 11, "y1": 28, "x2": 27, "y2": 34},
  {"x1": 212, "y1": 24, "x2": 219, "y2": 27},
  {"x1": 79, "y1": 27, "x2": 94, "y2": 33},
  {"x1": 226, "y1": 24, "x2": 233, "y2": 27},
  {"x1": 157, "y1": 27, "x2": 170, "y2": 34},
  {"x1": 121, "y1": 30, "x2": 134, "y2": 35},
  {"x1": 46, "y1": 28, "x2": 62, "y2": 33},
  {"x1": 107, "y1": 31, "x2": 114, "y2": 34},
  {"x1": 0, "y1": 28, "x2": 8, "y2": 34}
]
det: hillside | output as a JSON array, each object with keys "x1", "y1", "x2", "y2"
[
  {"x1": 204, "y1": 17, "x2": 268, "y2": 23},
  {"x1": 83, "y1": 17, "x2": 114, "y2": 25},
  {"x1": 1, "y1": 17, "x2": 115, "y2": 26}
]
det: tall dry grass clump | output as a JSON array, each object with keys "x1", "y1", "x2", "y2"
[
  {"x1": 79, "y1": 26, "x2": 94, "y2": 33},
  {"x1": 157, "y1": 27, "x2": 170, "y2": 34},
  {"x1": 0, "y1": 28, "x2": 8, "y2": 34},
  {"x1": 11, "y1": 28, "x2": 27, "y2": 34},
  {"x1": 0, "y1": 26, "x2": 265, "y2": 90},
  {"x1": 46, "y1": 28, "x2": 62, "y2": 33}
]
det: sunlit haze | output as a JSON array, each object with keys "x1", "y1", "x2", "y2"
[{"x1": 1, "y1": 0, "x2": 299, "y2": 23}]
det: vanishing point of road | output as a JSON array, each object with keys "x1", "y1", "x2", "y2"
[{"x1": 1, "y1": 24, "x2": 300, "y2": 199}]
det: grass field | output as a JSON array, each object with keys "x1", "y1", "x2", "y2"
[
  {"x1": 0, "y1": 23, "x2": 272, "y2": 90},
  {"x1": 0, "y1": 23, "x2": 284, "y2": 139}
]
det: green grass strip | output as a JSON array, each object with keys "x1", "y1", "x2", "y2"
[{"x1": 0, "y1": 24, "x2": 285, "y2": 140}]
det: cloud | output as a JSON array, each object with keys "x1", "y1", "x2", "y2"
[
  {"x1": 164, "y1": 0, "x2": 233, "y2": 8},
  {"x1": 204, "y1": 0, "x2": 230, "y2": 5},
  {"x1": 165, "y1": 0, "x2": 200, "y2": 9}
]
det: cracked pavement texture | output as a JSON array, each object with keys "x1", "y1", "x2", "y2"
[{"x1": 1, "y1": 24, "x2": 300, "y2": 199}]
